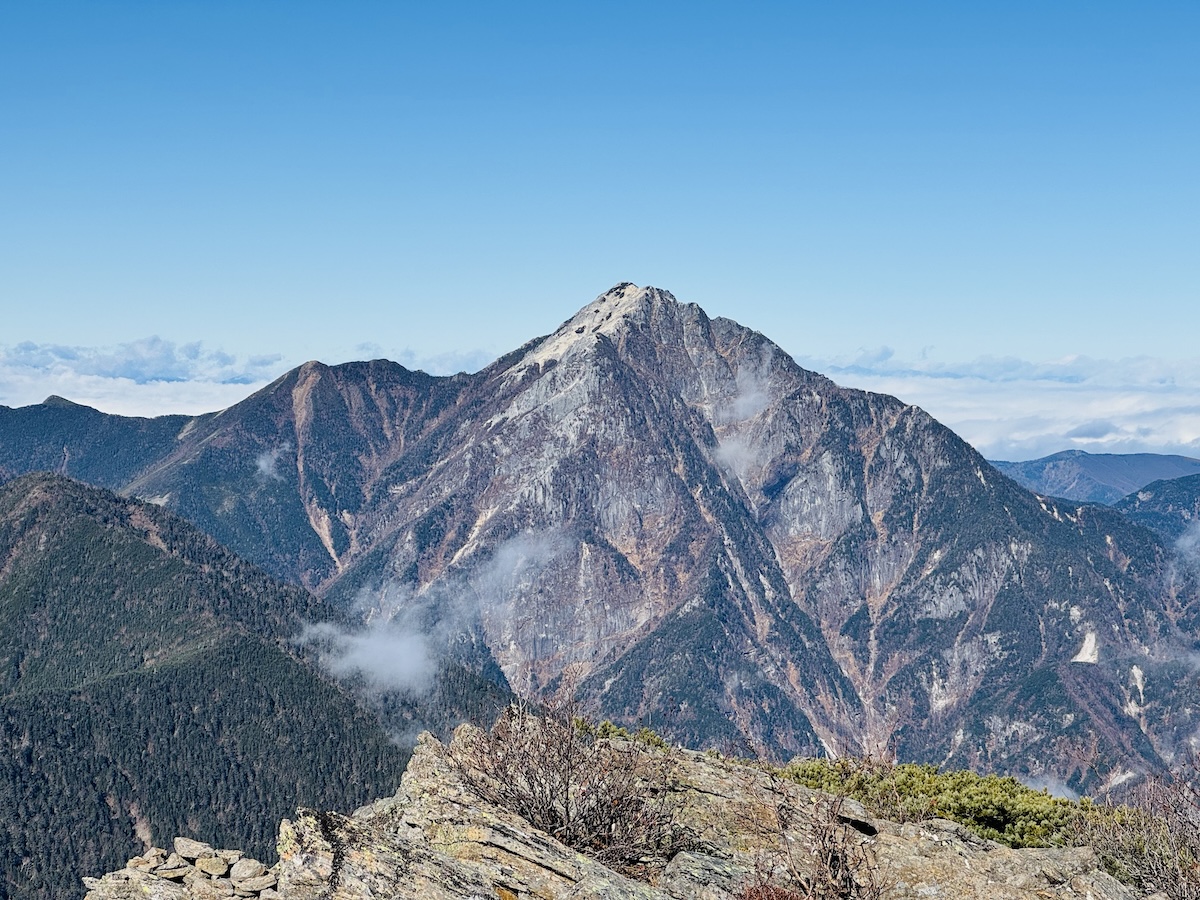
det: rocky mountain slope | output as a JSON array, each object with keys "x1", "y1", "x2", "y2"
[
  {"x1": 1113, "y1": 473, "x2": 1200, "y2": 545},
  {"x1": 83, "y1": 726, "x2": 1138, "y2": 900},
  {"x1": 990, "y1": 450, "x2": 1200, "y2": 505},
  {"x1": 4, "y1": 286, "x2": 1199, "y2": 790},
  {"x1": 0, "y1": 474, "x2": 505, "y2": 900}
]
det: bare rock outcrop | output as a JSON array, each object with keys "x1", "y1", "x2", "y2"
[{"x1": 84, "y1": 727, "x2": 1136, "y2": 900}]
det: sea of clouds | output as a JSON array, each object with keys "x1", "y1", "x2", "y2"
[
  {"x1": 799, "y1": 348, "x2": 1200, "y2": 461},
  {"x1": 3, "y1": 336, "x2": 1199, "y2": 462},
  {"x1": 0, "y1": 338, "x2": 491, "y2": 418}
]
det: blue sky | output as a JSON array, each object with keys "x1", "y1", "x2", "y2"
[{"x1": 2, "y1": 2, "x2": 1197, "y2": 459}]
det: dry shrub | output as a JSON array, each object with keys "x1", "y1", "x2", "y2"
[
  {"x1": 1070, "y1": 756, "x2": 1200, "y2": 900},
  {"x1": 739, "y1": 780, "x2": 882, "y2": 900},
  {"x1": 447, "y1": 693, "x2": 690, "y2": 877}
]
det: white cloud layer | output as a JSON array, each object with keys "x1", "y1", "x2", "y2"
[
  {"x1": 801, "y1": 349, "x2": 1200, "y2": 461},
  {"x1": 0, "y1": 337, "x2": 495, "y2": 419},
  {"x1": 352, "y1": 343, "x2": 494, "y2": 376},
  {"x1": 3, "y1": 336, "x2": 1199, "y2": 462},
  {"x1": 0, "y1": 338, "x2": 285, "y2": 416}
]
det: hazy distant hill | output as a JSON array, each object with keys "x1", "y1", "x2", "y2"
[
  {"x1": 989, "y1": 450, "x2": 1200, "y2": 505},
  {"x1": 4, "y1": 286, "x2": 1200, "y2": 794},
  {"x1": 0, "y1": 474, "x2": 507, "y2": 900},
  {"x1": 1114, "y1": 473, "x2": 1200, "y2": 543}
]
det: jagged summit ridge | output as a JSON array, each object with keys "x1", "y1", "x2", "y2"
[{"x1": 515, "y1": 283, "x2": 669, "y2": 370}]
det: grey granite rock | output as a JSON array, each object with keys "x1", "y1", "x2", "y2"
[
  {"x1": 84, "y1": 728, "x2": 1140, "y2": 900},
  {"x1": 173, "y1": 837, "x2": 215, "y2": 860}
]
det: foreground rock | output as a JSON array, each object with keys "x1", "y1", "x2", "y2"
[{"x1": 85, "y1": 728, "x2": 1135, "y2": 900}]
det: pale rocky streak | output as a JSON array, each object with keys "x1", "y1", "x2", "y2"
[{"x1": 84, "y1": 729, "x2": 1137, "y2": 900}]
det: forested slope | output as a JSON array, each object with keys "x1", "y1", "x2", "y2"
[{"x1": 0, "y1": 474, "x2": 414, "y2": 900}]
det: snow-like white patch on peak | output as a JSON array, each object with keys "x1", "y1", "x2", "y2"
[
  {"x1": 510, "y1": 283, "x2": 664, "y2": 375},
  {"x1": 1072, "y1": 631, "x2": 1099, "y2": 664}
]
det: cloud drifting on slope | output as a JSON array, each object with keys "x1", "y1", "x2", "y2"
[
  {"x1": 298, "y1": 529, "x2": 572, "y2": 696},
  {"x1": 800, "y1": 349, "x2": 1200, "y2": 461}
]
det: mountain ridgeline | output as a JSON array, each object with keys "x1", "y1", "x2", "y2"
[
  {"x1": 990, "y1": 449, "x2": 1200, "y2": 505},
  {"x1": 0, "y1": 474, "x2": 512, "y2": 900},
  {"x1": 4, "y1": 285, "x2": 1200, "y2": 794},
  {"x1": 1114, "y1": 473, "x2": 1200, "y2": 544}
]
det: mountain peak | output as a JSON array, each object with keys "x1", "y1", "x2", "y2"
[
  {"x1": 42, "y1": 394, "x2": 84, "y2": 407},
  {"x1": 504, "y1": 283, "x2": 698, "y2": 380}
]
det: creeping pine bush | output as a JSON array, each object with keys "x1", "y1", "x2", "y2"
[
  {"x1": 783, "y1": 754, "x2": 1200, "y2": 900},
  {"x1": 781, "y1": 757, "x2": 1078, "y2": 848}
]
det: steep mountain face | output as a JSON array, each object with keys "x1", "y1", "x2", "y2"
[
  {"x1": 4, "y1": 286, "x2": 1199, "y2": 790},
  {"x1": 1114, "y1": 473, "x2": 1200, "y2": 543},
  {"x1": 0, "y1": 474, "x2": 460, "y2": 900},
  {"x1": 118, "y1": 360, "x2": 474, "y2": 589},
  {"x1": 990, "y1": 450, "x2": 1200, "y2": 505}
]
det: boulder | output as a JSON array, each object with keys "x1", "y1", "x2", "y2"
[
  {"x1": 173, "y1": 837, "x2": 215, "y2": 860},
  {"x1": 195, "y1": 856, "x2": 230, "y2": 877},
  {"x1": 228, "y1": 857, "x2": 266, "y2": 881}
]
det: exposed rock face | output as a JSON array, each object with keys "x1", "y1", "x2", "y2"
[
  {"x1": 6, "y1": 285, "x2": 1200, "y2": 783},
  {"x1": 83, "y1": 729, "x2": 1136, "y2": 900}
]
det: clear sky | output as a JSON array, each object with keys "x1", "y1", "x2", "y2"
[{"x1": 2, "y1": 2, "x2": 1197, "y2": 459}]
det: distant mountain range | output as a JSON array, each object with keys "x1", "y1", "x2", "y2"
[
  {"x1": 989, "y1": 450, "x2": 1200, "y2": 505},
  {"x1": 3, "y1": 284, "x2": 1199, "y2": 801}
]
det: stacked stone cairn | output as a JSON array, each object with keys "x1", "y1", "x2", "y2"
[{"x1": 83, "y1": 836, "x2": 279, "y2": 899}]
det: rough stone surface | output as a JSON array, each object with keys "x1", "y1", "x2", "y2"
[
  {"x1": 231, "y1": 873, "x2": 275, "y2": 892},
  {"x1": 227, "y1": 858, "x2": 266, "y2": 881},
  {"x1": 173, "y1": 837, "x2": 215, "y2": 860},
  {"x1": 194, "y1": 856, "x2": 229, "y2": 877},
  {"x1": 84, "y1": 728, "x2": 1140, "y2": 900}
]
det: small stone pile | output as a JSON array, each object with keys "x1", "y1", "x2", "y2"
[{"x1": 83, "y1": 836, "x2": 278, "y2": 900}]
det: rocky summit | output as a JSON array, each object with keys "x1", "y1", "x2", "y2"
[
  {"x1": 5, "y1": 284, "x2": 1200, "y2": 787},
  {"x1": 83, "y1": 726, "x2": 1136, "y2": 900}
]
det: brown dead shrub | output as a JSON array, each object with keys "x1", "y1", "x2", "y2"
[
  {"x1": 1070, "y1": 755, "x2": 1200, "y2": 900},
  {"x1": 446, "y1": 693, "x2": 691, "y2": 877},
  {"x1": 738, "y1": 774, "x2": 883, "y2": 900}
]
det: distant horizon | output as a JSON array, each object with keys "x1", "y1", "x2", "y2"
[
  {"x1": 3, "y1": 282, "x2": 1200, "y2": 463},
  {"x1": 3, "y1": 4, "x2": 1196, "y2": 461}
]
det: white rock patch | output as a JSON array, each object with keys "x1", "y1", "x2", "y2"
[{"x1": 1072, "y1": 631, "x2": 1099, "y2": 664}]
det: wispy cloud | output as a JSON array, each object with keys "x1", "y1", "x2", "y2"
[
  {"x1": 298, "y1": 528, "x2": 572, "y2": 697},
  {"x1": 298, "y1": 619, "x2": 436, "y2": 695},
  {"x1": 798, "y1": 350, "x2": 1200, "y2": 461},
  {"x1": 0, "y1": 338, "x2": 286, "y2": 416},
  {"x1": 255, "y1": 443, "x2": 292, "y2": 481}
]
